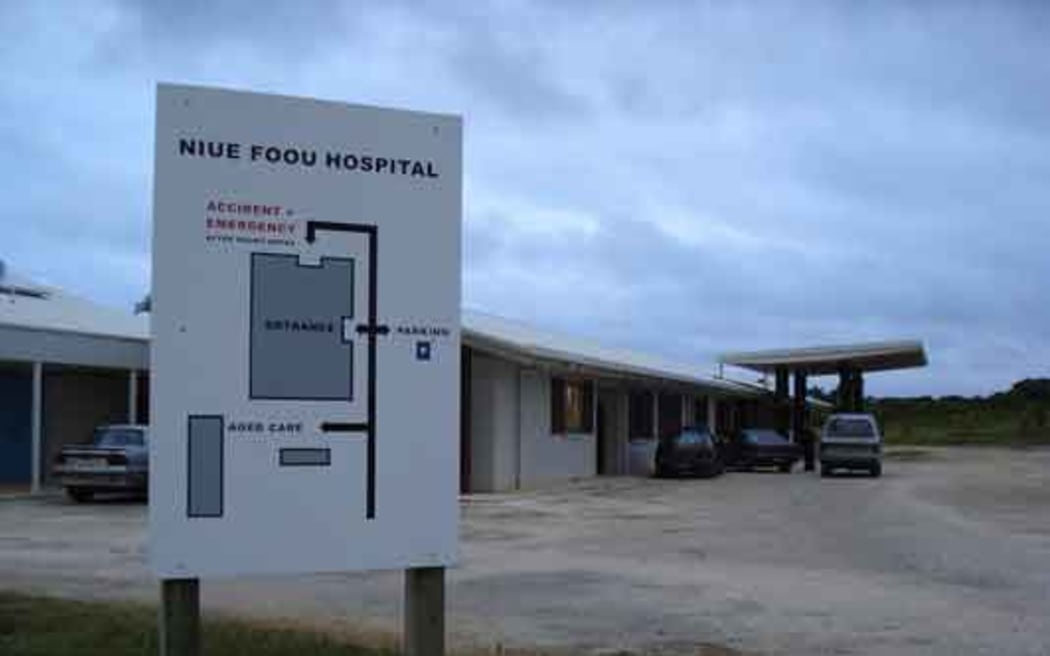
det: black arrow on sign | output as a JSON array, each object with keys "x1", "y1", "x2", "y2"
[
  {"x1": 320, "y1": 422, "x2": 370, "y2": 433},
  {"x1": 356, "y1": 323, "x2": 390, "y2": 336},
  {"x1": 305, "y1": 219, "x2": 381, "y2": 520}
]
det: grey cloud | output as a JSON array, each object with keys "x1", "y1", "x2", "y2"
[
  {"x1": 2, "y1": 0, "x2": 1048, "y2": 395},
  {"x1": 109, "y1": 0, "x2": 364, "y2": 56},
  {"x1": 444, "y1": 27, "x2": 590, "y2": 123}
]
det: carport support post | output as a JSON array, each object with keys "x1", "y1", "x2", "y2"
[
  {"x1": 404, "y1": 566, "x2": 445, "y2": 656},
  {"x1": 793, "y1": 371, "x2": 813, "y2": 471},
  {"x1": 774, "y1": 367, "x2": 789, "y2": 435},
  {"x1": 30, "y1": 361, "x2": 42, "y2": 494},
  {"x1": 160, "y1": 578, "x2": 200, "y2": 656},
  {"x1": 837, "y1": 368, "x2": 864, "y2": 412},
  {"x1": 128, "y1": 369, "x2": 139, "y2": 425},
  {"x1": 836, "y1": 366, "x2": 853, "y2": 412}
]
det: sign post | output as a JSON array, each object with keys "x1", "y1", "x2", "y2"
[
  {"x1": 405, "y1": 567, "x2": 445, "y2": 656},
  {"x1": 159, "y1": 578, "x2": 200, "y2": 656},
  {"x1": 150, "y1": 83, "x2": 461, "y2": 654}
]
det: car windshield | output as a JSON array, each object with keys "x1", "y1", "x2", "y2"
[
  {"x1": 826, "y1": 418, "x2": 875, "y2": 438},
  {"x1": 675, "y1": 430, "x2": 712, "y2": 446},
  {"x1": 744, "y1": 430, "x2": 788, "y2": 445},
  {"x1": 95, "y1": 428, "x2": 144, "y2": 447}
]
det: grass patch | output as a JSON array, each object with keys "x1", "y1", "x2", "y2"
[
  {"x1": 871, "y1": 389, "x2": 1050, "y2": 447},
  {"x1": 0, "y1": 591, "x2": 392, "y2": 656},
  {"x1": 882, "y1": 425, "x2": 1050, "y2": 447}
]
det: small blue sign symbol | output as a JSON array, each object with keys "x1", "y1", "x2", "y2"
[{"x1": 416, "y1": 341, "x2": 432, "y2": 361}]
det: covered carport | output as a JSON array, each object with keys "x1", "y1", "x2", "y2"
[
  {"x1": 0, "y1": 262, "x2": 148, "y2": 492},
  {"x1": 719, "y1": 340, "x2": 928, "y2": 470}
]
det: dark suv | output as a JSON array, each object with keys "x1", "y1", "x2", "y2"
[
  {"x1": 724, "y1": 428, "x2": 801, "y2": 473},
  {"x1": 654, "y1": 427, "x2": 724, "y2": 478}
]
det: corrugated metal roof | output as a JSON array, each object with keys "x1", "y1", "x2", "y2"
[
  {"x1": 463, "y1": 309, "x2": 757, "y2": 395},
  {"x1": 0, "y1": 262, "x2": 764, "y2": 396},
  {"x1": 0, "y1": 264, "x2": 148, "y2": 341}
]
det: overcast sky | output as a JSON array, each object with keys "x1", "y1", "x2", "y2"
[{"x1": 2, "y1": 1, "x2": 1048, "y2": 396}]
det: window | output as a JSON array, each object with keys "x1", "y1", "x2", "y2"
[
  {"x1": 95, "y1": 428, "x2": 145, "y2": 447},
  {"x1": 658, "y1": 392, "x2": 683, "y2": 438},
  {"x1": 628, "y1": 389, "x2": 654, "y2": 439},
  {"x1": 551, "y1": 378, "x2": 594, "y2": 434},
  {"x1": 742, "y1": 429, "x2": 788, "y2": 446},
  {"x1": 693, "y1": 396, "x2": 708, "y2": 429},
  {"x1": 826, "y1": 418, "x2": 875, "y2": 438},
  {"x1": 675, "y1": 430, "x2": 713, "y2": 447}
]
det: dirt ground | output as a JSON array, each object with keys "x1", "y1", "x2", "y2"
[{"x1": 3, "y1": 447, "x2": 1050, "y2": 655}]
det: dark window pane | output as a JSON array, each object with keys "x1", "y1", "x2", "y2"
[
  {"x1": 826, "y1": 418, "x2": 875, "y2": 437},
  {"x1": 552, "y1": 378, "x2": 594, "y2": 434},
  {"x1": 629, "y1": 390, "x2": 654, "y2": 438},
  {"x1": 743, "y1": 430, "x2": 787, "y2": 445},
  {"x1": 551, "y1": 378, "x2": 565, "y2": 434},
  {"x1": 95, "y1": 428, "x2": 144, "y2": 447}
]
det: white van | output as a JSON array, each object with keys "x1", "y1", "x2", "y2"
[{"x1": 819, "y1": 413, "x2": 882, "y2": 478}]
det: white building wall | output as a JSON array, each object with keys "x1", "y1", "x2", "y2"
[
  {"x1": 627, "y1": 391, "x2": 658, "y2": 476},
  {"x1": 517, "y1": 368, "x2": 595, "y2": 488},
  {"x1": 466, "y1": 348, "x2": 745, "y2": 491},
  {"x1": 468, "y1": 353, "x2": 520, "y2": 492},
  {"x1": 628, "y1": 440, "x2": 657, "y2": 476}
]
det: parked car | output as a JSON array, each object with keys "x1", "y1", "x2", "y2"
[
  {"x1": 654, "y1": 427, "x2": 724, "y2": 478},
  {"x1": 52, "y1": 424, "x2": 149, "y2": 501},
  {"x1": 724, "y1": 428, "x2": 801, "y2": 473},
  {"x1": 819, "y1": 414, "x2": 882, "y2": 477}
]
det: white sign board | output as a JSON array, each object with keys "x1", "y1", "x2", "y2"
[{"x1": 149, "y1": 84, "x2": 461, "y2": 578}]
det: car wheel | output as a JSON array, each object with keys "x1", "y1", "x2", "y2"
[
  {"x1": 778, "y1": 462, "x2": 793, "y2": 473},
  {"x1": 820, "y1": 465, "x2": 831, "y2": 478},
  {"x1": 67, "y1": 487, "x2": 93, "y2": 503},
  {"x1": 870, "y1": 462, "x2": 882, "y2": 478}
]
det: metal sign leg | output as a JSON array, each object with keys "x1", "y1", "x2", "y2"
[
  {"x1": 160, "y1": 578, "x2": 200, "y2": 656},
  {"x1": 404, "y1": 566, "x2": 445, "y2": 656}
]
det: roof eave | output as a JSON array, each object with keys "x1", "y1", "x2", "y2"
[
  {"x1": 0, "y1": 319, "x2": 149, "y2": 344},
  {"x1": 463, "y1": 329, "x2": 754, "y2": 395}
]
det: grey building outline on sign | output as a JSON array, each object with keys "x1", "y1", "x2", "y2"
[{"x1": 249, "y1": 253, "x2": 355, "y2": 402}]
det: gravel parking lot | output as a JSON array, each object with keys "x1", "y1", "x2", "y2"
[{"x1": 3, "y1": 447, "x2": 1050, "y2": 655}]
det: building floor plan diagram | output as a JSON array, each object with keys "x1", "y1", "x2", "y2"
[{"x1": 250, "y1": 253, "x2": 356, "y2": 401}]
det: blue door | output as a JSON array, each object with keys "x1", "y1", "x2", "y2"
[{"x1": 0, "y1": 367, "x2": 32, "y2": 484}]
